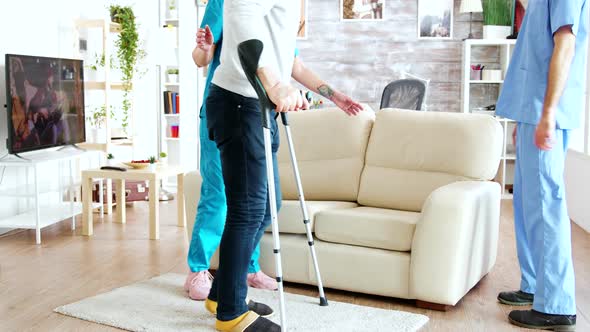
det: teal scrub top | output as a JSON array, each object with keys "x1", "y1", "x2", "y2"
[
  {"x1": 496, "y1": 0, "x2": 589, "y2": 129},
  {"x1": 200, "y1": 0, "x2": 224, "y2": 118}
]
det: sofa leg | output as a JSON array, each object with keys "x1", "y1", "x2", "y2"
[{"x1": 416, "y1": 300, "x2": 451, "y2": 311}]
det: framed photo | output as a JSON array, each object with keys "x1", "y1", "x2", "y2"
[
  {"x1": 418, "y1": 0, "x2": 453, "y2": 39},
  {"x1": 298, "y1": 0, "x2": 307, "y2": 39},
  {"x1": 340, "y1": 0, "x2": 385, "y2": 21}
]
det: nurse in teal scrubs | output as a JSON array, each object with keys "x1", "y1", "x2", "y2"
[
  {"x1": 184, "y1": 0, "x2": 363, "y2": 302},
  {"x1": 496, "y1": 0, "x2": 588, "y2": 330},
  {"x1": 184, "y1": 0, "x2": 280, "y2": 300}
]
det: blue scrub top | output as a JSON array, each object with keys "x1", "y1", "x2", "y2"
[
  {"x1": 496, "y1": 0, "x2": 589, "y2": 129},
  {"x1": 200, "y1": 0, "x2": 224, "y2": 118},
  {"x1": 199, "y1": 0, "x2": 300, "y2": 118}
]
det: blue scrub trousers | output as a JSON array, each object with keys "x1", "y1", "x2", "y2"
[
  {"x1": 187, "y1": 102, "x2": 263, "y2": 275},
  {"x1": 513, "y1": 122, "x2": 576, "y2": 315}
]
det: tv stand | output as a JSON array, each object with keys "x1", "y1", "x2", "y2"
[{"x1": 0, "y1": 150, "x2": 104, "y2": 244}]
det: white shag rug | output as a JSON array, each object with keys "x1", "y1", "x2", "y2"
[{"x1": 55, "y1": 273, "x2": 428, "y2": 332}]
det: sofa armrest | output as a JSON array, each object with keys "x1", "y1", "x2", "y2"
[
  {"x1": 410, "y1": 180, "x2": 501, "y2": 305},
  {"x1": 184, "y1": 171, "x2": 202, "y2": 240}
]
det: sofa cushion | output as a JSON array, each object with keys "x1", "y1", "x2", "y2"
[
  {"x1": 314, "y1": 207, "x2": 420, "y2": 252},
  {"x1": 269, "y1": 200, "x2": 359, "y2": 234},
  {"x1": 358, "y1": 109, "x2": 503, "y2": 212},
  {"x1": 278, "y1": 107, "x2": 375, "y2": 202}
]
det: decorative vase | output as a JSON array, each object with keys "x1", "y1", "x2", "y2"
[
  {"x1": 106, "y1": 159, "x2": 115, "y2": 166},
  {"x1": 159, "y1": 157, "x2": 168, "y2": 165},
  {"x1": 483, "y1": 25, "x2": 511, "y2": 40},
  {"x1": 149, "y1": 163, "x2": 157, "y2": 172},
  {"x1": 168, "y1": 74, "x2": 178, "y2": 84},
  {"x1": 169, "y1": 9, "x2": 178, "y2": 19}
]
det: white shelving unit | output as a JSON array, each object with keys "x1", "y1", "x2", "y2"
[
  {"x1": 157, "y1": 0, "x2": 204, "y2": 183},
  {"x1": 462, "y1": 39, "x2": 517, "y2": 199},
  {"x1": 74, "y1": 18, "x2": 135, "y2": 154},
  {"x1": 0, "y1": 150, "x2": 103, "y2": 244}
]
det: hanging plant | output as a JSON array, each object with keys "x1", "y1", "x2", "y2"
[{"x1": 109, "y1": 4, "x2": 146, "y2": 135}]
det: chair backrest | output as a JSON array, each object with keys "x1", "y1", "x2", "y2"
[{"x1": 379, "y1": 79, "x2": 426, "y2": 110}]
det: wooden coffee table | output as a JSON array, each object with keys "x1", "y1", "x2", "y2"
[{"x1": 81, "y1": 165, "x2": 186, "y2": 240}]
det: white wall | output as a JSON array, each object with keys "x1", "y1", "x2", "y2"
[
  {"x1": 0, "y1": 0, "x2": 160, "y2": 229},
  {"x1": 565, "y1": 151, "x2": 590, "y2": 232}
]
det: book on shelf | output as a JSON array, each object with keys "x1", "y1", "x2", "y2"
[
  {"x1": 163, "y1": 91, "x2": 180, "y2": 114},
  {"x1": 171, "y1": 92, "x2": 177, "y2": 114}
]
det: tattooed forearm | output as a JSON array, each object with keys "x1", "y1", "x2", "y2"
[{"x1": 318, "y1": 84, "x2": 335, "y2": 100}]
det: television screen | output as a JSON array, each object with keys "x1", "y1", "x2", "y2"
[{"x1": 5, "y1": 54, "x2": 85, "y2": 154}]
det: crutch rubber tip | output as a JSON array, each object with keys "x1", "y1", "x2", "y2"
[{"x1": 320, "y1": 297, "x2": 329, "y2": 306}]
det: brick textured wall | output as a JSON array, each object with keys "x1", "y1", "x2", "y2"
[{"x1": 296, "y1": 0, "x2": 520, "y2": 112}]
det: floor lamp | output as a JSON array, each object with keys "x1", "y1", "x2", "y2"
[{"x1": 460, "y1": 0, "x2": 483, "y2": 40}]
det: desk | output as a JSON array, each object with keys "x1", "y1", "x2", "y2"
[{"x1": 81, "y1": 165, "x2": 186, "y2": 239}]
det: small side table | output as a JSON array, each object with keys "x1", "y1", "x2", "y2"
[{"x1": 81, "y1": 165, "x2": 186, "y2": 240}]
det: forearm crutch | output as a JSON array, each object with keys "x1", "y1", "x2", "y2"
[{"x1": 238, "y1": 39, "x2": 328, "y2": 331}]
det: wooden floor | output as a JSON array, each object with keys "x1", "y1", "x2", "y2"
[{"x1": 0, "y1": 200, "x2": 588, "y2": 332}]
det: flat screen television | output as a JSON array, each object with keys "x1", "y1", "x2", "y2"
[{"x1": 5, "y1": 54, "x2": 85, "y2": 154}]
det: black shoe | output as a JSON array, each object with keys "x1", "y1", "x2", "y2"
[
  {"x1": 243, "y1": 315, "x2": 281, "y2": 332},
  {"x1": 247, "y1": 300, "x2": 274, "y2": 318},
  {"x1": 498, "y1": 290, "x2": 534, "y2": 306},
  {"x1": 509, "y1": 309, "x2": 576, "y2": 331}
]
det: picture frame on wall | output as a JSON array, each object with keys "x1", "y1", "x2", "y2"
[
  {"x1": 298, "y1": 0, "x2": 307, "y2": 39},
  {"x1": 340, "y1": 0, "x2": 385, "y2": 21},
  {"x1": 418, "y1": 0, "x2": 453, "y2": 39}
]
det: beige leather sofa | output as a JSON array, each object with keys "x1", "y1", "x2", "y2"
[{"x1": 184, "y1": 108, "x2": 503, "y2": 309}]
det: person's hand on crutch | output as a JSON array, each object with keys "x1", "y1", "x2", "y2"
[{"x1": 257, "y1": 67, "x2": 310, "y2": 112}]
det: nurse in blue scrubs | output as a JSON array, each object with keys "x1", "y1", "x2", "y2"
[{"x1": 496, "y1": 1, "x2": 588, "y2": 330}]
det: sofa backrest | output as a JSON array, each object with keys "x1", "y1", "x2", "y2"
[
  {"x1": 358, "y1": 109, "x2": 503, "y2": 212},
  {"x1": 278, "y1": 107, "x2": 375, "y2": 201}
]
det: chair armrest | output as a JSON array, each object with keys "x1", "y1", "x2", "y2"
[
  {"x1": 183, "y1": 171, "x2": 202, "y2": 240},
  {"x1": 410, "y1": 180, "x2": 501, "y2": 305}
]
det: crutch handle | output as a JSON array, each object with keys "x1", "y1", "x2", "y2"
[{"x1": 238, "y1": 39, "x2": 275, "y2": 129}]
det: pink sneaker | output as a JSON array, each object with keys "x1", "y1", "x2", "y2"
[
  {"x1": 184, "y1": 270, "x2": 213, "y2": 300},
  {"x1": 247, "y1": 271, "x2": 278, "y2": 290}
]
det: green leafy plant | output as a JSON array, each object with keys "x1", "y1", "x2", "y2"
[
  {"x1": 159, "y1": 152, "x2": 167, "y2": 158},
  {"x1": 148, "y1": 156, "x2": 157, "y2": 164},
  {"x1": 107, "y1": 153, "x2": 115, "y2": 160},
  {"x1": 169, "y1": 0, "x2": 176, "y2": 10},
  {"x1": 87, "y1": 52, "x2": 117, "y2": 71},
  {"x1": 482, "y1": 0, "x2": 512, "y2": 26},
  {"x1": 109, "y1": 4, "x2": 147, "y2": 135},
  {"x1": 87, "y1": 105, "x2": 116, "y2": 129},
  {"x1": 167, "y1": 68, "x2": 179, "y2": 75}
]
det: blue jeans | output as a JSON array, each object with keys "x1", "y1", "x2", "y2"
[
  {"x1": 205, "y1": 84, "x2": 281, "y2": 321},
  {"x1": 187, "y1": 104, "x2": 262, "y2": 274}
]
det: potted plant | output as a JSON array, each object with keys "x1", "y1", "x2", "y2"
[
  {"x1": 85, "y1": 52, "x2": 118, "y2": 81},
  {"x1": 148, "y1": 156, "x2": 158, "y2": 172},
  {"x1": 109, "y1": 4, "x2": 147, "y2": 136},
  {"x1": 159, "y1": 152, "x2": 168, "y2": 165},
  {"x1": 168, "y1": 0, "x2": 178, "y2": 18},
  {"x1": 167, "y1": 68, "x2": 179, "y2": 83},
  {"x1": 106, "y1": 153, "x2": 115, "y2": 166},
  {"x1": 482, "y1": 0, "x2": 512, "y2": 39},
  {"x1": 87, "y1": 105, "x2": 116, "y2": 143}
]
